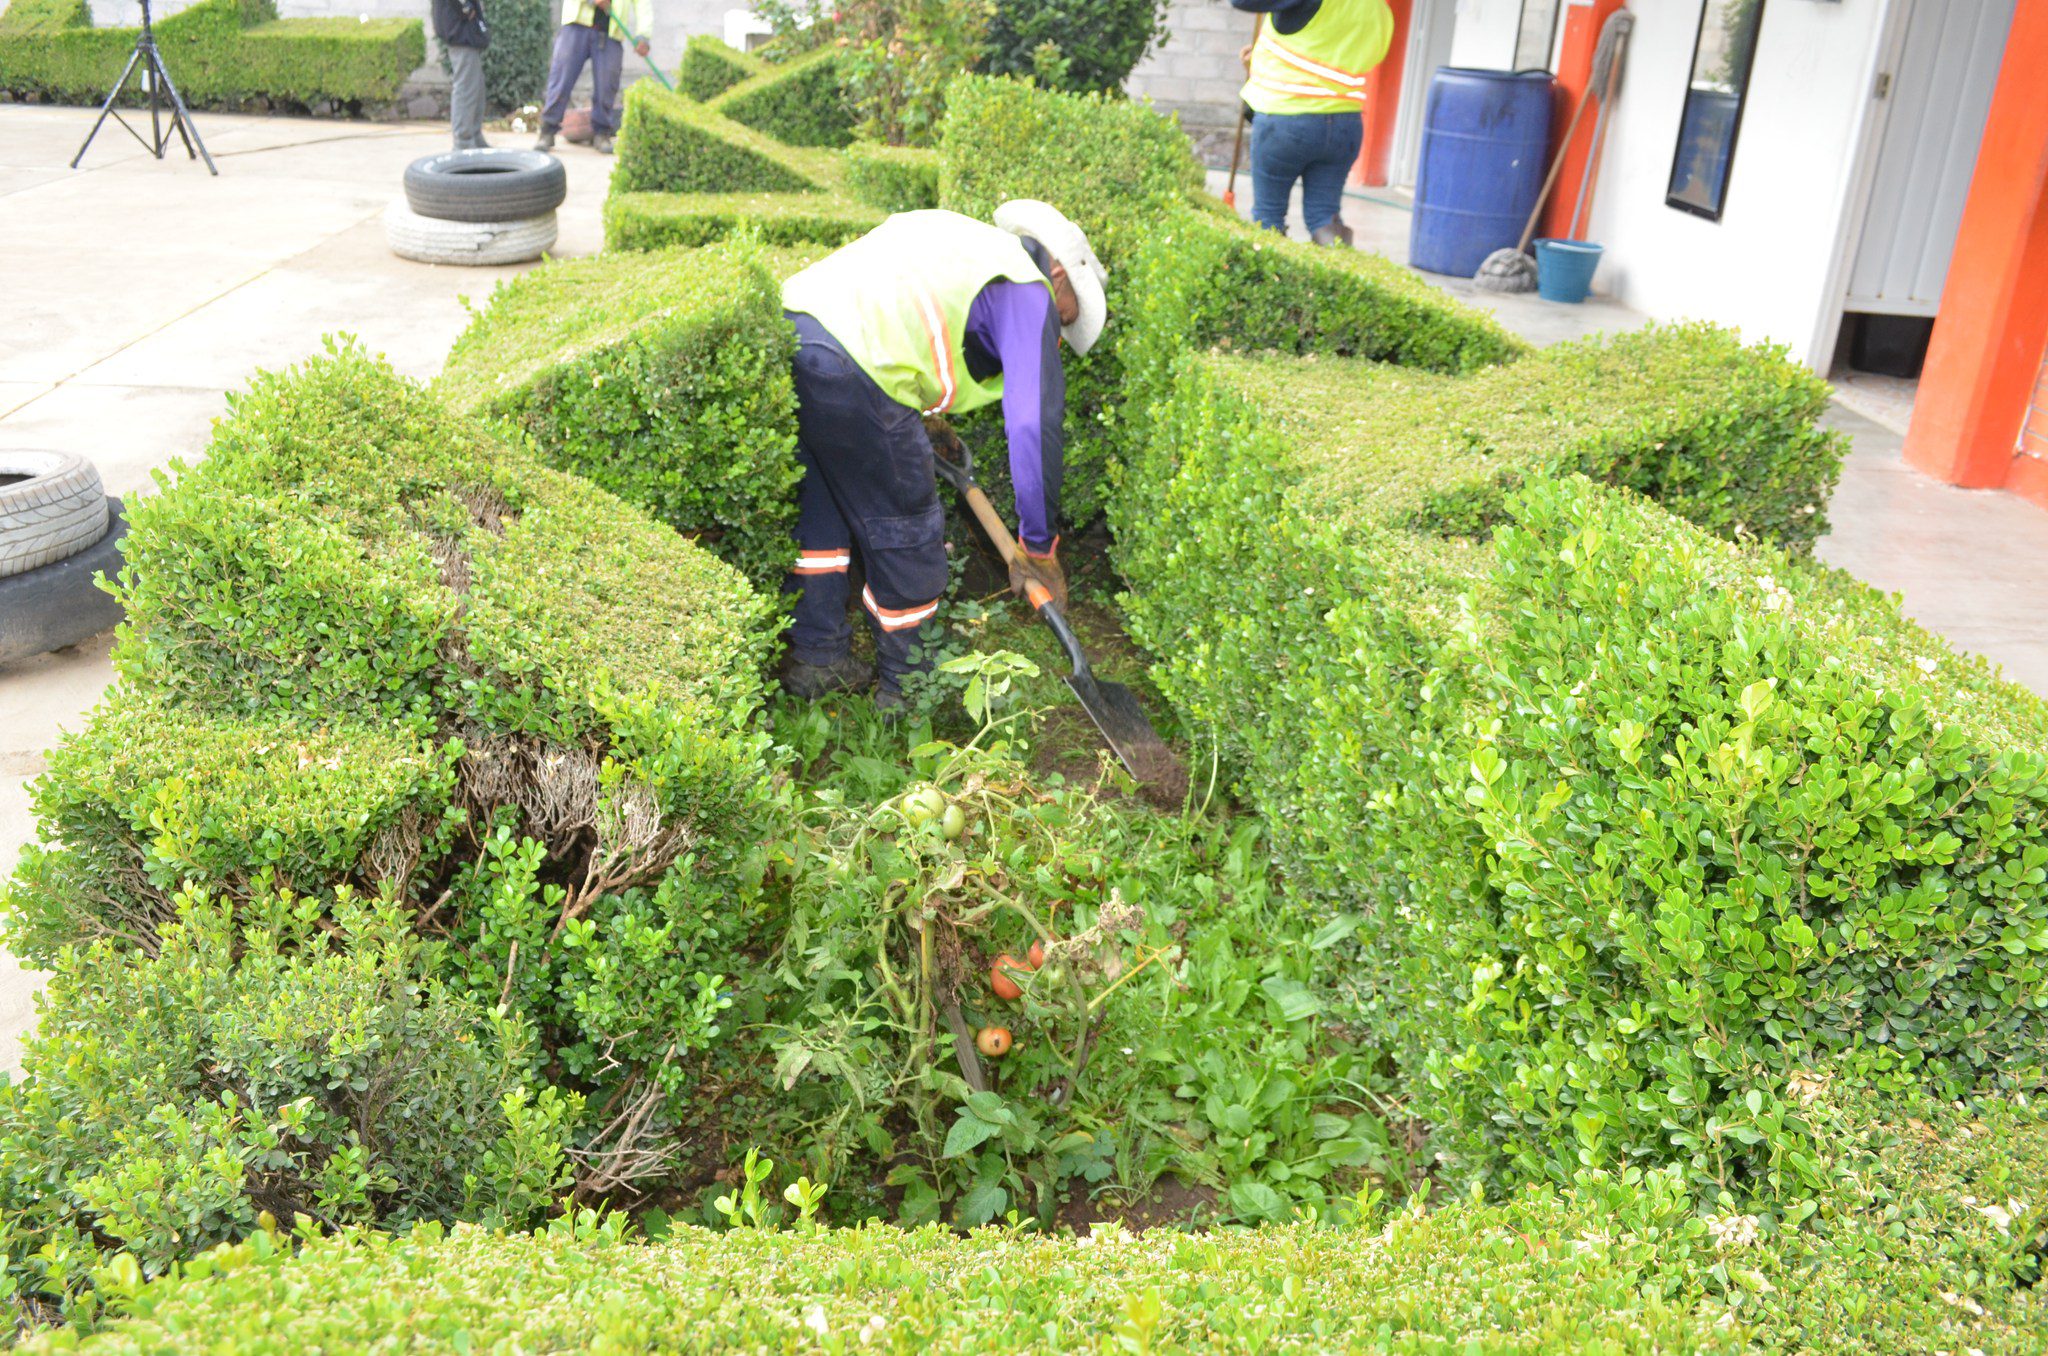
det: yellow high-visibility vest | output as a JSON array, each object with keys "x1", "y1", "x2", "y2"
[
  {"x1": 1242, "y1": 0, "x2": 1395, "y2": 116},
  {"x1": 781, "y1": 211, "x2": 1055, "y2": 417},
  {"x1": 562, "y1": 0, "x2": 649, "y2": 41}
]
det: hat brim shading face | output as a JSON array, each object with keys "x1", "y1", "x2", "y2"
[{"x1": 993, "y1": 199, "x2": 1108, "y2": 356}]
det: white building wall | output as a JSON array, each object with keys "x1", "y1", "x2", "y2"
[{"x1": 1447, "y1": 0, "x2": 1890, "y2": 368}]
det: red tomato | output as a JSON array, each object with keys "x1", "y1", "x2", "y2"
[
  {"x1": 1027, "y1": 942, "x2": 1046, "y2": 969},
  {"x1": 975, "y1": 1026, "x2": 1013, "y2": 1058},
  {"x1": 990, "y1": 955, "x2": 1026, "y2": 1001}
]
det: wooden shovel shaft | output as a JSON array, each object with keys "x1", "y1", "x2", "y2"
[{"x1": 962, "y1": 483, "x2": 1054, "y2": 611}]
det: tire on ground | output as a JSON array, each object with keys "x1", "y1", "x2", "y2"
[
  {"x1": 402, "y1": 148, "x2": 568, "y2": 222},
  {"x1": 384, "y1": 202, "x2": 558, "y2": 266},
  {"x1": 0, "y1": 496, "x2": 127, "y2": 666},
  {"x1": 0, "y1": 450, "x2": 109, "y2": 580}
]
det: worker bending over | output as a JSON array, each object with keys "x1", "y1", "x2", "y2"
[
  {"x1": 777, "y1": 202, "x2": 1107, "y2": 713},
  {"x1": 1235, "y1": 0, "x2": 1394, "y2": 244}
]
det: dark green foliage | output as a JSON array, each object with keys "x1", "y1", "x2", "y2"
[
  {"x1": 604, "y1": 190, "x2": 881, "y2": 252},
  {"x1": 842, "y1": 141, "x2": 942, "y2": 212},
  {"x1": 982, "y1": 0, "x2": 1171, "y2": 93},
  {"x1": 0, "y1": 0, "x2": 423, "y2": 108},
  {"x1": 677, "y1": 32, "x2": 761, "y2": 101},
  {"x1": 710, "y1": 45, "x2": 854, "y2": 148},
  {"x1": 1111, "y1": 343, "x2": 2026, "y2": 1199},
  {"x1": 612, "y1": 81, "x2": 830, "y2": 196},
  {"x1": 476, "y1": 0, "x2": 551, "y2": 112},
  {"x1": 438, "y1": 242, "x2": 805, "y2": 588},
  {"x1": 0, "y1": 893, "x2": 573, "y2": 1294}
]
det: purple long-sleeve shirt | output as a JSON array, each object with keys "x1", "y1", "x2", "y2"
[{"x1": 963, "y1": 280, "x2": 1065, "y2": 554}]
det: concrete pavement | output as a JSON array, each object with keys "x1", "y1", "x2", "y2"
[{"x1": 0, "y1": 104, "x2": 609, "y2": 1071}]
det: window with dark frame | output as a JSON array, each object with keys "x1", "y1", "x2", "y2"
[
  {"x1": 1667, "y1": 0, "x2": 1767, "y2": 220},
  {"x1": 1514, "y1": 0, "x2": 1564, "y2": 70}
]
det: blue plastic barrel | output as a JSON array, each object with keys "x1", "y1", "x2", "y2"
[
  {"x1": 1533, "y1": 238, "x2": 1602, "y2": 303},
  {"x1": 1409, "y1": 68, "x2": 1555, "y2": 277}
]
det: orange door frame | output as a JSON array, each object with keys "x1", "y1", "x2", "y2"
[
  {"x1": 1355, "y1": 0, "x2": 1412, "y2": 187},
  {"x1": 1902, "y1": 0, "x2": 2048, "y2": 511}
]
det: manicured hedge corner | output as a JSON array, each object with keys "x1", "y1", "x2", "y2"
[
  {"x1": 439, "y1": 242, "x2": 804, "y2": 587},
  {"x1": 612, "y1": 81, "x2": 834, "y2": 196},
  {"x1": 0, "y1": 0, "x2": 422, "y2": 107},
  {"x1": 937, "y1": 75, "x2": 1203, "y2": 257},
  {"x1": 676, "y1": 31, "x2": 761, "y2": 101},
  {"x1": 603, "y1": 190, "x2": 881, "y2": 253},
  {"x1": 843, "y1": 141, "x2": 942, "y2": 213},
  {"x1": 708, "y1": 45, "x2": 853, "y2": 149}
]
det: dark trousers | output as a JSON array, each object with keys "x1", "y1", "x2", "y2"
[
  {"x1": 1250, "y1": 109, "x2": 1364, "y2": 236},
  {"x1": 541, "y1": 21, "x2": 622, "y2": 135},
  {"x1": 782, "y1": 313, "x2": 949, "y2": 693}
]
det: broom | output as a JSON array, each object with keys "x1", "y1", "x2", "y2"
[
  {"x1": 1474, "y1": 9, "x2": 1631, "y2": 294},
  {"x1": 1223, "y1": 16, "x2": 1261, "y2": 209}
]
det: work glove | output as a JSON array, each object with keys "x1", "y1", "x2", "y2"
[{"x1": 1010, "y1": 543, "x2": 1068, "y2": 612}]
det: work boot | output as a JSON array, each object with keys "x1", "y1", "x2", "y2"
[
  {"x1": 535, "y1": 128, "x2": 557, "y2": 151},
  {"x1": 593, "y1": 134, "x2": 615, "y2": 154},
  {"x1": 1310, "y1": 219, "x2": 1355, "y2": 249},
  {"x1": 873, "y1": 686, "x2": 908, "y2": 722},
  {"x1": 780, "y1": 653, "x2": 873, "y2": 700}
]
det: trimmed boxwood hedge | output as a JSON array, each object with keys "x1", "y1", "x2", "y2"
[
  {"x1": 613, "y1": 81, "x2": 833, "y2": 196},
  {"x1": 843, "y1": 141, "x2": 942, "y2": 213},
  {"x1": 2, "y1": 342, "x2": 782, "y2": 1265},
  {"x1": 438, "y1": 241, "x2": 805, "y2": 587},
  {"x1": 710, "y1": 45, "x2": 853, "y2": 149},
  {"x1": 1110, "y1": 339, "x2": 2038, "y2": 1199},
  {"x1": 28, "y1": 1093, "x2": 2048, "y2": 1354},
  {"x1": 604, "y1": 190, "x2": 882, "y2": 253},
  {"x1": 0, "y1": 0, "x2": 423, "y2": 108},
  {"x1": 676, "y1": 31, "x2": 760, "y2": 102}
]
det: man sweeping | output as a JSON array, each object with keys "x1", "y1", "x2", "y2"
[{"x1": 776, "y1": 202, "x2": 1108, "y2": 714}]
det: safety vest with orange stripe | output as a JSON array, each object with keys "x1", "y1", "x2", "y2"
[
  {"x1": 1242, "y1": 0, "x2": 1395, "y2": 117},
  {"x1": 780, "y1": 211, "x2": 1055, "y2": 419}
]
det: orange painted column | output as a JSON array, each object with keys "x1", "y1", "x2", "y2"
[
  {"x1": 1539, "y1": 0, "x2": 1627, "y2": 241},
  {"x1": 1355, "y1": 0, "x2": 1412, "y2": 187},
  {"x1": 1903, "y1": 0, "x2": 2048, "y2": 494}
]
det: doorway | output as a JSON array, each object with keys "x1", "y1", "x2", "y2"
[{"x1": 1831, "y1": 0, "x2": 2015, "y2": 424}]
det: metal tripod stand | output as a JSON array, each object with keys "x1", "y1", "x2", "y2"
[{"x1": 71, "y1": 0, "x2": 218, "y2": 175}]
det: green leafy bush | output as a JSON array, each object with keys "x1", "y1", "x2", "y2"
[
  {"x1": 1110, "y1": 342, "x2": 2031, "y2": 1200},
  {"x1": 438, "y1": 241, "x2": 804, "y2": 587},
  {"x1": 0, "y1": 0, "x2": 423, "y2": 108},
  {"x1": 710, "y1": 45, "x2": 854, "y2": 148},
  {"x1": 7, "y1": 342, "x2": 778, "y2": 1216},
  {"x1": 677, "y1": 32, "x2": 760, "y2": 101},
  {"x1": 842, "y1": 141, "x2": 941, "y2": 212},
  {"x1": 604, "y1": 190, "x2": 880, "y2": 253},
  {"x1": 0, "y1": 892, "x2": 571, "y2": 1299},
  {"x1": 612, "y1": 81, "x2": 832, "y2": 196},
  {"x1": 982, "y1": 0, "x2": 1171, "y2": 93},
  {"x1": 474, "y1": 0, "x2": 551, "y2": 113}
]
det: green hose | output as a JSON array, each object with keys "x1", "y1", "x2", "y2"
[{"x1": 601, "y1": 8, "x2": 674, "y2": 91}]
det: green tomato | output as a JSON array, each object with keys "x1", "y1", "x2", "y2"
[
  {"x1": 901, "y1": 785, "x2": 947, "y2": 827},
  {"x1": 941, "y1": 804, "x2": 967, "y2": 841}
]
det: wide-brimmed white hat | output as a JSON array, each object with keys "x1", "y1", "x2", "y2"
[{"x1": 994, "y1": 199, "x2": 1108, "y2": 356}]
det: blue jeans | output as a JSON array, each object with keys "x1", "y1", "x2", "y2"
[
  {"x1": 1249, "y1": 110, "x2": 1364, "y2": 236},
  {"x1": 541, "y1": 22, "x2": 623, "y2": 135}
]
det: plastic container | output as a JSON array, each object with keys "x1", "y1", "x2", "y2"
[
  {"x1": 1534, "y1": 238, "x2": 1603, "y2": 303},
  {"x1": 1409, "y1": 67, "x2": 1555, "y2": 277}
]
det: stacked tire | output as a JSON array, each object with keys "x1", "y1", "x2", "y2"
[
  {"x1": 387, "y1": 148, "x2": 566, "y2": 266},
  {"x1": 0, "y1": 451, "x2": 127, "y2": 666}
]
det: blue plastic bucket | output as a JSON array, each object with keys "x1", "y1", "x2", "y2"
[
  {"x1": 1409, "y1": 67, "x2": 1555, "y2": 277},
  {"x1": 1534, "y1": 238, "x2": 1603, "y2": 303}
]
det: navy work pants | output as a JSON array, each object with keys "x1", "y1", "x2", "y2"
[
  {"x1": 782, "y1": 312, "x2": 949, "y2": 694},
  {"x1": 541, "y1": 21, "x2": 623, "y2": 136},
  {"x1": 1250, "y1": 109, "x2": 1364, "y2": 237}
]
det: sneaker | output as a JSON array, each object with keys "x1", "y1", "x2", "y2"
[
  {"x1": 780, "y1": 653, "x2": 873, "y2": 700},
  {"x1": 593, "y1": 134, "x2": 616, "y2": 154},
  {"x1": 535, "y1": 129, "x2": 557, "y2": 151}
]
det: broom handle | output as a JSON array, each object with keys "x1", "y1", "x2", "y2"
[
  {"x1": 1515, "y1": 76, "x2": 1598, "y2": 253},
  {"x1": 1225, "y1": 15, "x2": 1261, "y2": 203},
  {"x1": 1568, "y1": 34, "x2": 1625, "y2": 240}
]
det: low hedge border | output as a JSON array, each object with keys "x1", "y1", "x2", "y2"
[
  {"x1": 842, "y1": 141, "x2": 942, "y2": 213},
  {"x1": 603, "y1": 190, "x2": 882, "y2": 253},
  {"x1": 0, "y1": 0, "x2": 423, "y2": 108},
  {"x1": 1110, "y1": 338, "x2": 2037, "y2": 1198},
  {"x1": 438, "y1": 241, "x2": 807, "y2": 587},
  {"x1": 676, "y1": 31, "x2": 760, "y2": 102},
  {"x1": 706, "y1": 45, "x2": 853, "y2": 149}
]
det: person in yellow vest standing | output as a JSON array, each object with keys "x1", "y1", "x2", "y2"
[
  {"x1": 535, "y1": 0, "x2": 649, "y2": 154},
  {"x1": 1235, "y1": 0, "x2": 1395, "y2": 244},
  {"x1": 777, "y1": 203, "x2": 1107, "y2": 714}
]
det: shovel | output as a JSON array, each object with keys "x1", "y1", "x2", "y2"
[{"x1": 929, "y1": 431, "x2": 1182, "y2": 795}]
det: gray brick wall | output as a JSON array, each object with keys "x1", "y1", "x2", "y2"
[{"x1": 1127, "y1": 0, "x2": 1254, "y2": 161}]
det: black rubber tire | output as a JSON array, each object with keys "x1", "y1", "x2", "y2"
[
  {"x1": 0, "y1": 497, "x2": 127, "y2": 667},
  {"x1": 0, "y1": 450, "x2": 108, "y2": 580},
  {"x1": 402, "y1": 148, "x2": 567, "y2": 223}
]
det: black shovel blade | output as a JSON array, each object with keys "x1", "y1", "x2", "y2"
[{"x1": 1064, "y1": 671, "x2": 1186, "y2": 800}]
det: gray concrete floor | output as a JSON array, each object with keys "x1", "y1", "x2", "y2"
[
  {"x1": 0, "y1": 117, "x2": 2043, "y2": 1075},
  {"x1": 0, "y1": 104, "x2": 610, "y2": 1072}
]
